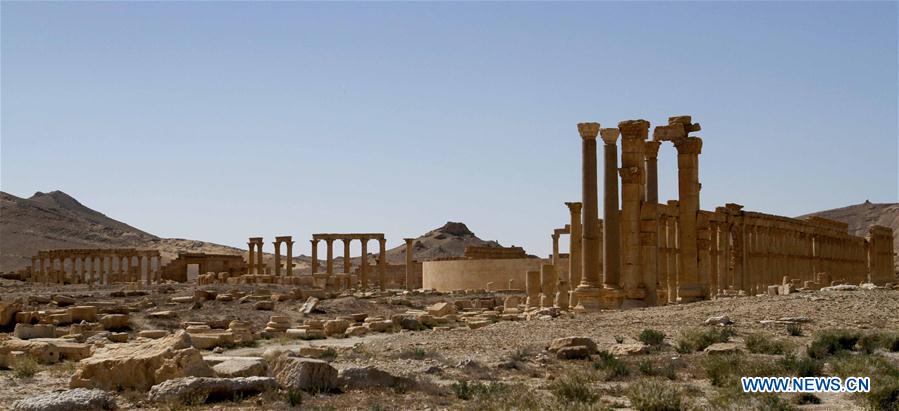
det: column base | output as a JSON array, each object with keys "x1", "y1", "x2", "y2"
[{"x1": 676, "y1": 283, "x2": 707, "y2": 303}]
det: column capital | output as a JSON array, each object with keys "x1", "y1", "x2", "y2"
[
  {"x1": 619, "y1": 166, "x2": 643, "y2": 183},
  {"x1": 565, "y1": 201, "x2": 582, "y2": 214},
  {"x1": 577, "y1": 122, "x2": 600, "y2": 139},
  {"x1": 617, "y1": 119, "x2": 650, "y2": 139},
  {"x1": 673, "y1": 136, "x2": 703, "y2": 155},
  {"x1": 599, "y1": 128, "x2": 619, "y2": 144},
  {"x1": 551, "y1": 233, "x2": 560, "y2": 241},
  {"x1": 404, "y1": 238, "x2": 415, "y2": 244},
  {"x1": 644, "y1": 141, "x2": 662, "y2": 159},
  {"x1": 310, "y1": 239, "x2": 318, "y2": 245}
]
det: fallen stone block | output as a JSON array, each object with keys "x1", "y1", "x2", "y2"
[
  {"x1": 212, "y1": 358, "x2": 266, "y2": 378},
  {"x1": 548, "y1": 337, "x2": 598, "y2": 355},
  {"x1": 148, "y1": 376, "x2": 276, "y2": 404},
  {"x1": 270, "y1": 354, "x2": 337, "y2": 392},
  {"x1": 338, "y1": 366, "x2": 403, "y2": 389},
  {"x1": 11, "y1": 388, "x2": 116, "y2": 411}
]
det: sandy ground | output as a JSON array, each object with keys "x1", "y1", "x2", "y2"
[{"x1": 1, "y1": 280, "x2": 897, "y2": 410}]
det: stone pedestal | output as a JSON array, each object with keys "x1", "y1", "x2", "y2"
[
  {"x1": 540, "y1": 264, "x2": 557, "y2": 308},
  {"x1": 525, "y1": 270, "x2": 541, "y2": 310}
]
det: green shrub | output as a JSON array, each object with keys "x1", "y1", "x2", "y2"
[
  {"x1": 12, "y1": 357, "x2": 39, "y2": 379},
  {"x1": 778, "y1": 354, "x2": 822, "y2": 377},
  {"x1": 593, "y1": 351, "x2": 630, "y2": 381},
  {"x1": 786, "y1": 323, "x2": 803, "y2": 336},
  {"x1": 639, "y1": 329, "x2": 666, "y2": 346},
  {"x1": 677, "y1": 327, "x2": 735, "y2": 352},
  {"x1": 807, "y1": 329, "x2": 861, "y2": 359},
  {"x1": 745, "y1": 333, "x2": 789, "y2": 355},
  {"x1": 831, "y1": 353, "x2": 899, "y2": 411},
  {"x1": 637, "y1": 360, "x2": 676, "y2": 381},
  {"x1": 451, "y1": 380, "x2": 507, "y2": 401},
  {"x1": 627, "y1": 379, "x2": 689, "y2": 411},
  {"x1": 549, "y1": 372, "x2": 598, "y2": 404},
  {"x1": 320, "y1": 348, "x2": 338, "y2": 361}
]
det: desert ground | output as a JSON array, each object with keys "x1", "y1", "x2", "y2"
[{"x1": 2, "y1": 278, "x2": 897, "y2": 411}]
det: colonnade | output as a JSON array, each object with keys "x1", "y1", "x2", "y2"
[
  {"x1": 310, "y1": 233, "x2": 388, "y2": 289},
  {"x1": 29, "y1": 248, "x2": 162, "y2": 286},
  {"x1": 564, "y1": 116, "x2": 894, "y2": 311}
]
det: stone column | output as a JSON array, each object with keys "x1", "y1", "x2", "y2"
[
  {"x1": 311, "y1": 240, "x2": 319, "y2": 274},
  {"x1": 697, "y1": 212, "x2": 712, "y2": 296},
  {"x1": 378, "y1": 237, "x2": 387, "y2": 289},
  {"x1": 644, "y1": 140, "x2": 662, "y2": 305},
  {"x1": 343, "y1": 238, "x2": 352, "y2": 274},
  {"x1": 247, "y1": 241, "x2": 256, "y2": 274},
  {"x1": 273, "y1": 240, "x2": 282, "y2": 276},
  {"x1": 525, "y1": 270, "x2": 541, "y2": 310},
  {"x1": 404, "y1": 238, "x2": 415, "y2": 290},
  {"x1": 573, "y1": 122, "x2": 603, "y2": 311},
  {"x1": 673, "y1": 134, "x2": 703, "y2": 301},
  {"x1": 565, "y1": 202, "x2": 583, "y2": 306},
  {"x1": 551, "y1": 233, "x2": 560, "y2": 268},
  {"x1": 325, "y1": 238, "x2": 334, "y2": 275},
  {"x1": 599, "y1": 128, "x2": 625, "y2": 309},
  {"x1": 285, "y1": 239, "x2": 294, "y2": 276},
  {"x1": 619, "y1": 120, "x2": 650, "y2": 306},
  {"x1": 360, "y1": 239, "x2": 368, "y2": 288},
  {"x1": 540, "y1": 264, "x2": 556, "y2": 308},
  {"x1": 256, "y1": 239, "x2": 265, "y2": 275}
]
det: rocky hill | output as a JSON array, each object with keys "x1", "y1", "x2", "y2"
[
  {"x1": 382, "y1": 221, "x2": 504, "y2": 264},
  {"x1": 800, "y1": 201, "x2": 899, "y2": 271},
  {"x1": 0, "y1": 191, "x2": 245, "y2": 272}
]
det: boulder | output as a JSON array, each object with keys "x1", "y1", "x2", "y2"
[
  {"x1": 14, "y1": 324, "x2": 56, "y2": 340},
  {"x1": 426, "y1": 302, "x2": 456, "y2": 317},
  {"x1": 70, "y1": 330, "x2": 214, "y2": 391},
  {"x1": 270, "y1": 354, "x2": 338, "y2": 392},
  {"x1": 253, "y1": 301, "x2": 274, "y2": 311},
  {"x1": 608, "y1": 343, "x2": 650, "y2": 356},
  {"x1": 1, "y1": 301, "x2": 22, "y2": 327},
  {"x1": 148, "y1": 376, "x2": 277, "y2": 404},
  {"x1": 704, "y1": 342, "x2": 740, "y2": 355},
  {"x1": 548, "y1": 337, "x2": 598, "y2": 355},
  {"x1": 557, "y1": 345, "x2": 592, "y2": 360},
  {"x1": 11, "y1": 388, "x2": 116, "y2": 411},
  {"x1": 345, "y1": 326, "x2": 368, "y2": 337},
  {"x1": 99, "y1": 314, "x2": 129, "y2": 331},
  {"x1": 704, "y1": 315, "x2": 733, "y2": 326},
  {"x1": 323, "y1": 319, "x2": 349, "y2": 336},
  {"x1": 338, "y1": 366, "x2": 402, "y2": 389},
  {"x1": 299, "y1": 297, "x2": 319, "y2": 314}
]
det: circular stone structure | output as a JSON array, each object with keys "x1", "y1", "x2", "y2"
[{"x1": 422, "y1": 258, "x2": 548, "y2": 291}]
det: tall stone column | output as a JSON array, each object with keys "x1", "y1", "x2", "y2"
[
  {"x1": 247, "y1": 241, "x2": 256, "y2": 274},
  {"x1": 404, "y1": 238, "x2": 415, "y2": 290},
  {"x1": 360, "y1": 239, "x2": 368, "y2": 288},
  {"x1": 673, "y1": 133, "x2": 703, "y2": 301},
  {"x1": 619, "y1": 120, "x2": 649, "y2": 306},
  {"x1": 551, "y1": 233, "x2": 560, "y2": 268},
  {"x1": 273, "y1": 240, "x2": 282, "y2": 276},
  {"x1": 573, "y1": 122, "x2": 603, "y2": 311},
  {"x1": 285, "y1": 239, "x2": 294, "y2": 276},
  {"x1": 644, "y1": 140, "x2": 662, "y2": 305},
  {"x1": 378, "y1": 237, "x2": 387, "y2": 289},
  {"x1": 310, "y1": 240, "x2": 319, "y2": 274},
  {"x1": 326, "y1": 238, "x2": 334, "y2": 275},
  {"x1": 256, "y1": 239, "x2": 265, "y2": 275},
  {"x1": 597, "y1": 128, "x2": 624, "y2": 309},
  {"x1": 697, "y1": 212, "x2": 712, "y2": 296},
  {"x1": 343, "y1": 238, "x2": 352, "y2": 274},
  {"x1": 565, "y1": 202, "x2": 583, "y2": 306}
]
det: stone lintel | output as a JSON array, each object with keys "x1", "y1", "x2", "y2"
[
  {"x1": 274, "y1": 236, "x2": 293, "y2": 242},
  {"x1": 668, "y1": 115, "x2": 701, "y2": 133}
]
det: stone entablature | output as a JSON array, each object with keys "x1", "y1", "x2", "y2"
[{"x1": 29, "y1": 248, "x2": 161, "y2": 286}]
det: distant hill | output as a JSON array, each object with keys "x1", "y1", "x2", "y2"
[
  {"x1": 0, "y1": 191, "x2": 510, "y2": 273},
  {"x1": 0, "y1": 191, "x2": 246, "y2": 272},
  {"x1": 799, "y1": 201, "x2": 899, "y2": 271},
  {"x1": 382, "y1": 221, "x2": 504, "y2": 264}
]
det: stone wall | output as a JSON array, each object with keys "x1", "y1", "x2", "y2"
[{"x1": 422, "y1": 258, "x2": 543, "y2": 291}]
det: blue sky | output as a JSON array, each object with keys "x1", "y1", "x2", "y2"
[{"x1": 2, "y1": 2, "x2": 896, "y2": 257}]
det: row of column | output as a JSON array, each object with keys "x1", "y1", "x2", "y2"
[
  {"x1": 30, "y1": 252, "x2": 161, "y2": 286},
  {"x1": 309, "y1": 236, "x2": 389, "y2": 289}
]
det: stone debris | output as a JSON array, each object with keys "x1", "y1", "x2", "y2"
[
  {"x1": 270, "y1": 353, "x2": 338, "y2": 392},
  {"x1": 548, "y1": 336, "x2": 598, "y2": 359},
  {"x1": 704, "y1": 342, "x2": 740, "y2": 355},
  {"x1": 299, "y1": 297, "x2": 320, "y2": 314},
  {"x1": 69, "y1": 330, "x2": 214, "y2": 391},
  {"x1": 11, "y1": 388, "x2": 117, "y2": 411},
  {"x1": 704, "y1": 315, "x2": 733, "y2": 326},
  {"x1": 148, "y1": 376, "x2": 277, "y2": 404},
  {"x1": 338, "y1": 366, "x2": 403, "y2": 389}
]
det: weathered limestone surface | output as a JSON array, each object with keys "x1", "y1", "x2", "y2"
[
  {"x1": 70, "y1": 330, "x2": 214, "y2": 391},
  {"x1": 148, "y1": 376, "x2": 277, "y2": 404},
  {"x1": 11, "y1": 388, "x2": 117, "y2": 411},
  {"x1": 270, "y1": 353, "x2": 338, "y2": 392}
]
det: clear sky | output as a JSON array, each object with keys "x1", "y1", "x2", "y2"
[{"x1": 2, "y1": 1, "x2": 897, "y2": 258}]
